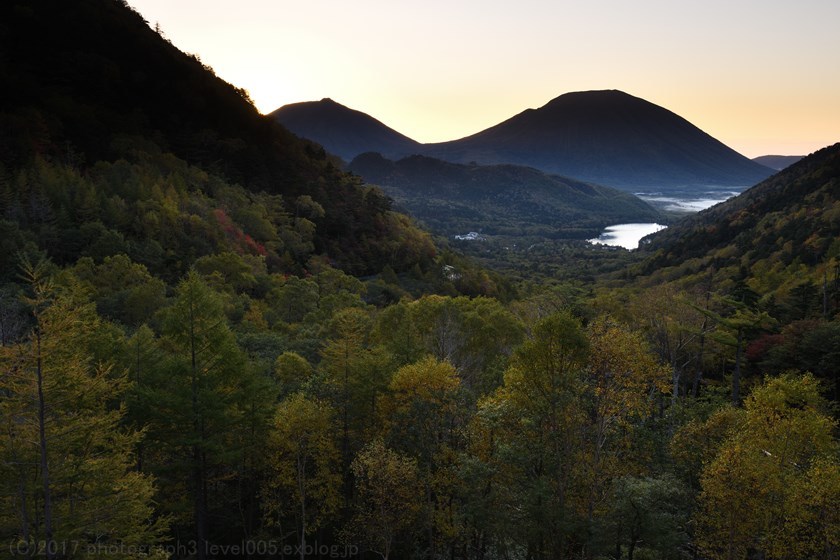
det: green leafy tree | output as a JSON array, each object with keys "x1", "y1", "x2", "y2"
[
  {"x1": 319, "y1": 307, "x2": 392, "y2": 499},
  {"x1": 595, "y1": 475, "x2": 688, "y2": 560},
  {"x1": 702, "y1": 296, "x2": 775, "y2": 405},
  {"x1": 71, "y1": 254, "x2": 166, "y2": 326},
  {"x1": 582, "y1": 318, "x2": 670, "y2": 530},
  {"x1": 491, "y1": 312, "x2": 590, "y2": 559},
  {"x1": 273, "y1": 350, "x2": 314, "y2": 397}
]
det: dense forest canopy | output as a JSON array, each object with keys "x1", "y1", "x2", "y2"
[{"x1": 0, "y1": 1, "x2": 838, "y2": 560}]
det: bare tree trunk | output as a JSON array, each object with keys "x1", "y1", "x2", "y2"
[
  {"x1": 13, "y1": 447, "x2": 30, "y2": 548},
  {"x1": 189, "y1": 301, "x2": 207, "y2": 560},
  {"x1": 732, "y1": 328, "x2": 743, "y2": 407},
  {"x1": 36, "y1": 329, "x2": 55, "y2": 560},
  {"x1": 193, "y1": 446, "x2": 207, "y2": 560},
  {"x1": 823, "y1": 267, "x2": 829, "y2": 319},
  {"x1": 692, "y1": 288, "x2": 712, "y2": 398},
  {"x1": 298, "y1": 456, "x2": 307, "y2": 560}
]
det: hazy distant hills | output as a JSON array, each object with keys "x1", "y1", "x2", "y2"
[
  {"x1": 639, "y1": 142, "x2": 840, "y2": 277},
  {"x1": 271, "y1": 99, "x2": 421, "y2": 161},
  {"x1": 273, "y1": 90, "x2": 774, "y2": 191},
  {"x1": 348, "y1": 152, "x2": 661, "y2": 238},
  {"x1": 424, "y1": 90, "x2": 774, "y2": 190},
  {"x1": 752, "y1": 155, "x2": 804, "y2": 170}
]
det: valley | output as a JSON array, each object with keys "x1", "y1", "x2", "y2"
[{"x1": 0, "y1": 2, "x2": 837, "y2": 560}]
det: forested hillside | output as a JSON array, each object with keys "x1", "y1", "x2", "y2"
[
  {"x1": 0, "y1": 0, "x2": 444, "y2": 277},
  {"x1": 348, "y1": 152, "x2": 661, "y2": 237},
  {"x1": 638, "y1": 142, "x2": 840, "y2": 300},
  {"x1": 0, "y1": 1, "x2": 837, "y2": 560}
]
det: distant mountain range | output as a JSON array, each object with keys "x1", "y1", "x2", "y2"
[
  {"x1": 272, "y1": 91, "x2": 775, "y2": 191},
  {"x1": 348, "y1": 153, "x2": 661, "y2": 238},
  {"x1": 752, "y1": 155, "x2": 804, "y2": 170}
]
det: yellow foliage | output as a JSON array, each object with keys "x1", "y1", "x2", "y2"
[{"x1": 695, "y1": 374, "x2": 840, "y2": 560}]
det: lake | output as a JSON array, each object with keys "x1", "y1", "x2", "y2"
[
  {"x1": 588, "y1": 223, "x2": 667, "y2": 249},
  {"x1": 589, "y1": 187, "x2": 746, "y2": 249}
]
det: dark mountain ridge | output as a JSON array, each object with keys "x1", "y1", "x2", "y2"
[{"x1": 271, "y1": 98, "x2": 422, "y2": 162}]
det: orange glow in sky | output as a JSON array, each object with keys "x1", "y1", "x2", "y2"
[{"x1": 128, "y1": 0, "x2": 839, "y2": 158}]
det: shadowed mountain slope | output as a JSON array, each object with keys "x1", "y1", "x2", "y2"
[{"x1": 271, "y1": 91, "x2": 773, "y2": 191}]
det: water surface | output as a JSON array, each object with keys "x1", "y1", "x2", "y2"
[
  {"x1": 589, "y1": 187, "x2": 745, "y2": 250},
  {"x1": 588, "y1": 223, "x2": 667, "y2": 250}
]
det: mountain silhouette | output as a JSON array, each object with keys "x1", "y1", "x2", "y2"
[
  {"x1": 273, "y1": 91, "x2": 774, "y2": 191},
  {"x1": 424, "y1": 90, "x2": 774, "y2": 190},
  {"x1": 271, "y1": 99, "x2": 421, "y2": 161}
]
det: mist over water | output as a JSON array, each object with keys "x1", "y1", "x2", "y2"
[
  {"x1": 634, "y1": 187, "x2": 745, "y2": 213},
  {"x1": 589, "y1": 187, "x2": 745, "y2": 249}
]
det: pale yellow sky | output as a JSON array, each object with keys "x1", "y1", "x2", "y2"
[{"x1": 129, "y1": 0, "x2": 839, "y2": 158}]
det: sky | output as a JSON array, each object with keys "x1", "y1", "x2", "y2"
[{"x1": 128, "y1": 0, "x2": 840, "y2": 158}]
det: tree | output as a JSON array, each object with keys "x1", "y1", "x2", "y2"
[
  {"x1": 702, "y1": 296, "x2": 775, "y2": 406},
  {"x1": 379, "y1": 356, "x2": 463, "y2": 559},
  {"x1": 695, "y1": 373, "x2": 839, "y2": 560},
  {"x1": 373, "y1": 296, "x2": 523, "y2": 399},
  {"x1": 629, "y1": 285, "x2": 710, "y2": 403},
  {"x1": 345, "y1": 439, "x2": 423, "y2": 560},
  {"x1": 583, "y1": 318, "x2": 670, "y2": 531},
  {"x1": 596, "y1": 474, "x2": 688, "y2": 560},
  {"x1": 777, "y1": 457, "x2": 840, "y2": 559},
  {"x1": 273, "y1": 350, "x2": 313, "y2": 397},
  {"x1": 0, "y1": 260, "x2": 165, "y2": 558},
  {"x1": 492, "y1": 312, "x2": 590, "y2": 559},
  {"x1": 71, "y1": 254, "x2": 166, "y2": 326},
  {"x1": 263, "y1": 394, "x2": 341, "y2": 560},
  {"x1": 132, "y1": 271, "x2": 268, "y2": 558},
  {"x1": 318, "y1": 307, "x2": 392, "y2": 503}
]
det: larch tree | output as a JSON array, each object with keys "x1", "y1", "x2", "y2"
[
  {"x1": 0, "y1": 260, "x2": 166, "y2": 558},
  {"x1": 132, "y1": 271, "x2": 269, "y2": 559},
  {"x1": 319, "y1": 306, "x2": 392, "y2": 503}
]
